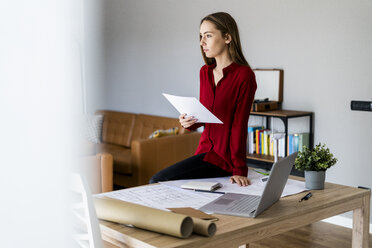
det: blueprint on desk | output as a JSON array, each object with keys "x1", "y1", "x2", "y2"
[
  {"x1": 96, "y1": 168, "x2": 306, "y2": 211},
  {"x1": 160, "y1": 168, "x2": 306, "y2": 197},
  {"x1": 95, "y1": 184, "x2": 220, "y2": 211}
]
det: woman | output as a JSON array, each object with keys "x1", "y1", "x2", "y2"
[{"x1": 150, "y1": 12, "x2": 256, "y2": 186}]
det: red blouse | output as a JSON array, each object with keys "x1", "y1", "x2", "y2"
[{"x1": 189, "y1": 62, "x2": 257, "y2": 176}]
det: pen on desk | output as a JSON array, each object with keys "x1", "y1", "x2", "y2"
[
  {"x1": 195, "y1": 189, "x2": 225, "y2": 194},
  {"x1": 299, "y1": 192, "x2": 312, "y2": 202}
]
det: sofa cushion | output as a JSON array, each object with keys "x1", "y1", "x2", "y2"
[
  {"x1": 82, "y1": 114, "x2": 104, "y2": 144},
  {"x1": 96, "y1": 143, "x2": 132, "y2": 174},
  {"x1": 131, "y1": 114, "x2": 183, "y2": 141},
  {"x1": 96, "y1": 110, "x2": 136, "y2": 148}
]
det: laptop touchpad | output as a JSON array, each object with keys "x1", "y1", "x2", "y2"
[{"x1": 214, "y1": 198, "x2": 235, "y2": 205}]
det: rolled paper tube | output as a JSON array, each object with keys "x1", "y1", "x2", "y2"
[
  {"x1": 192, "y1": 218, "x2": 217, "y2": 237},
  {"x1": 93, "y1": 197, "x2": 193, "y2": 238}
]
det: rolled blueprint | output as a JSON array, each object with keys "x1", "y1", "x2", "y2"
[
  {"x1": 167, "y1": 207, "x2": 217, "y2": 237},
  {"x1": 192, "y1": 218, "x2": 216, "y2": 237},
  {"x1": 93, "y1": 197, "x2": 193, "y2": 238}
]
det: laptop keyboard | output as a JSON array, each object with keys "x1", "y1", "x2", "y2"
[{"x1": 225, "y1": 195, "x2": 261, "y2": 213}]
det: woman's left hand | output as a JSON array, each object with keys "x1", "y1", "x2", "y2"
[{"x1": 229, "y1": 175, "x2": 251, "y2": 187}]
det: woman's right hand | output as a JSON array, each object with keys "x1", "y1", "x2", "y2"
[{"x1": 179, "y1": 113, "x2": 198, "y2": 128}]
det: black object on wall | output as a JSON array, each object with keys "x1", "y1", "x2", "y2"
[{"x1": 350, "y1": 101, "x2": 372, "y2": 111}]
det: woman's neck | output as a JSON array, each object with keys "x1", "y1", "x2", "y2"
[{"x1": 214, "y1": 53, "x2": 233, "y2": 72}]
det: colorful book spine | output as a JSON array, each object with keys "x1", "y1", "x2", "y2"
[
  {"x1": 247, "y1": 126, "x2": 264, "y2": 154},
  {"x1": 258, "y1": 129, "x2": 265, "y2": 154},
  {"x1": 293, "y1": 134, "x2": 299, "y2": 152},
  {"x1": 260, "y1": 131, "x2": 263, "y2": 154},
  {"x1": 255, "y1": 129, "x2": 260, "y2": 154},
  {"x1": 288, "y1": 134, "x2": 293, "y2": 155},
  {"x1": 263, "y1": 130, "x2": 268, "y2": 155}
]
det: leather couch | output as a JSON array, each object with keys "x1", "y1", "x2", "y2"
[{"x1": 95, "y1": 110, "x2": 201, "y2": 188}]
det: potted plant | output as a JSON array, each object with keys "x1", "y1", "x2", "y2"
[{"x1": 294, "y1": 143, "x2": 338, "y2": 190}]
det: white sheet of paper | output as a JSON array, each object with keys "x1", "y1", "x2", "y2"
[{"x1": 162, "y1": 93, "x2": 223, "y2": 124}]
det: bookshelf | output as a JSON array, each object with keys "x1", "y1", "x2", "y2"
[{"x1": 246, "y1": 109, "x2": 313, "y2": 176}]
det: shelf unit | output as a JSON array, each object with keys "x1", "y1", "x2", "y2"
[{"x1": 246, "y1": 109, "x2": 314, "y2": 176}]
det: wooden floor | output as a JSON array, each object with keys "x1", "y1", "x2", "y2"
[
  {"x1": 103, "y1": 221, "x2": 371, "y2": 248},
  {"x1": 250, "y1": 221, "x2": 372, "y2": 248}
]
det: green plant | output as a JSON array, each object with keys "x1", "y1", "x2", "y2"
[{"x1": 294, "y1": 143, "x2": 338, "y2": 171}]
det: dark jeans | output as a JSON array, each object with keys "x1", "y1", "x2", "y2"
[{"x1": 149, "y1": 153, "x2": 232, "y2": 184}]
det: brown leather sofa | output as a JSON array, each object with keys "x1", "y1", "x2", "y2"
[{"x1": 95, "y1": 110, "x2": 201, "y2": 188}]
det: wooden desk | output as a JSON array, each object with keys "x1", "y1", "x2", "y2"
[{"x1": 99, "y1": 182, "x2": 370, "y2": 248}]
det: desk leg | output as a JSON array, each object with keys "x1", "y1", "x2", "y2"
[{"x1": 352, "y1": 193, "x2": 370, "y2": 248}]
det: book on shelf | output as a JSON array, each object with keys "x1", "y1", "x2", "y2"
[
  {"x1": 288, "y1": 135, "x2": 293, "y2": 155},
  {"x1": 247, "y1": 129, "x2": 310, "y2": 158},
  {"x1": 247, "y1": 127, "x2": 286, "y2": 158},
  {"x1": 278, "y1": 136, "x2": 285, "y2": 157},
  {"x1": 294, "y1": 134, "x2": 299, "y2": 153},
  {"x1": 247, "y1": 131, "x2": 254, "y2": 154},
  {"x1": 287, "y1": 133, "x2": 310, "y2": 155},
  {"x1": 263, "y1": 130, "x2": 269, "y2": 155},
  {"x1": 259, "y1": 129, "x2": 268, "y2": 154},
  {"x1": 260, "y1": 130, "x2": 263, "y2": 154},
  {"x1": 258, "y1": 129, "x2": 265, "y2": 154},
  {"x1": 247, "y1": 126, "x2": 264, "y2": 154}
]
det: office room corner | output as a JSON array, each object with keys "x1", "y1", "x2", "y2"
[{"x1": 2, "y1": 0, "x2": 371, "y2": 248}]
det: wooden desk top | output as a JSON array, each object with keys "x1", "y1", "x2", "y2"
[{"x1": 100, "y1": 182, "x2": 370, "y2": 248}]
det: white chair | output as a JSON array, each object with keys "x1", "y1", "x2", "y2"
[{"x1": 71, "y1": 173, "x2": 103, "y2": 248}]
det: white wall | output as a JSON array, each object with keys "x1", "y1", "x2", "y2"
[
  {"x1": 84, "y1": 0, "x2": 106, "y2": 113},
  {"x1": 0, "y1": 1, "x2": 78, "y2": 247},
  {"x1": 101, "y1": 0, "x2": 372, "y2": 223}
]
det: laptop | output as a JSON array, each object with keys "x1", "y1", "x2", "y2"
[{"x1": 199, "y1": 152, "x2": 298, "y2": 218}]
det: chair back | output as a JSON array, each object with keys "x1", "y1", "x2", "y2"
[{"x1": 71, "y1": 173, "x2": 103, "y2": 248}]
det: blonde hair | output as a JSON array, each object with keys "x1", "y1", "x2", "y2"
[{"x1": 200, "y1": 12, "x2": 249, "y2": 67}]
